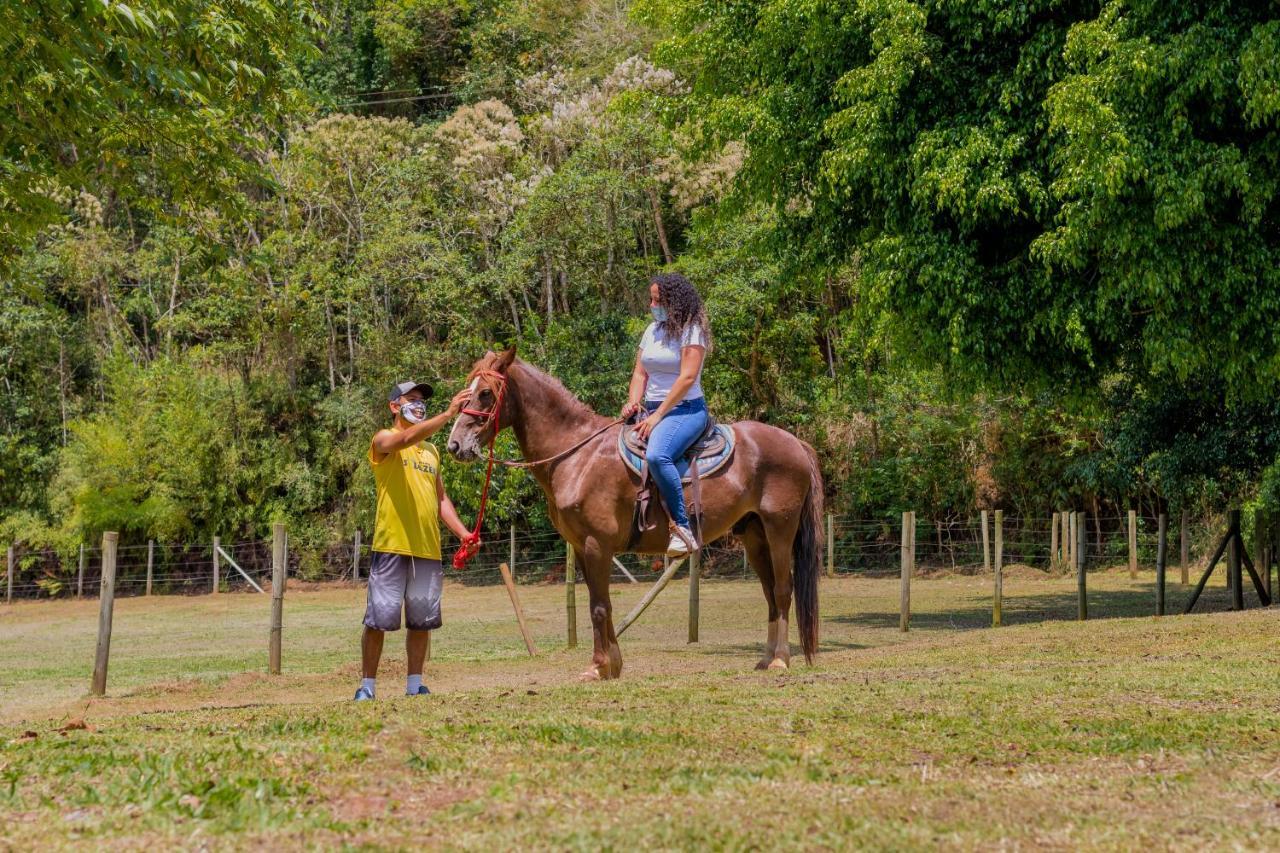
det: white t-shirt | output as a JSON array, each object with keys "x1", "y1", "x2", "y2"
[{"x1": 639, "y1": 321, "x2": 707, "y2": 402}]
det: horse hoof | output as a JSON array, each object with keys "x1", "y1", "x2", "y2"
[
  {"x1": 754, "y1": 659, "x2": 771, "y2": 671},
  {"x1": 578, "y1": 668, "x2": 604, "y2": 682},
  {"x1": 766, "y1": 658, "x2": 789, "y2": 670}
]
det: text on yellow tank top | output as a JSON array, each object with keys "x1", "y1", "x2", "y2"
[{"x1": 370, "y1": 432, "x2": 442, "y2": 559}]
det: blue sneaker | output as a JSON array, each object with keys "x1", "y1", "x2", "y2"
[
  {"x1": 354, "y1": 686, "x2": 374, "y2": 701},
  {"x1": 406, "y1": 685, "x2": 431, "y2": 696}
]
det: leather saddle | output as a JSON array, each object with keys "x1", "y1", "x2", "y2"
[{"x1": 619, "y1": 415, "x2": 736, "y2": 549}]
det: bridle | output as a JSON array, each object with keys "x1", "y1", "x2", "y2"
[{"x1": 450, "y1": 365, "x2": 623, "y2": 569}]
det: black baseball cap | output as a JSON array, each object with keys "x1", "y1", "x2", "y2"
[{"x1": 388, "y1": 380, "x2": 434, "y2": 402}]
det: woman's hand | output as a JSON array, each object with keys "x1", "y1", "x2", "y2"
[
  {"x1": 620, "y1": 400, "x2": 644, "y2": 420},
  {"x1": 635, "y1": 412, "x2": 663, "y2": 441}
]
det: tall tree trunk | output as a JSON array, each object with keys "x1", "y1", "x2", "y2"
[
  {"x1": 646, "y1": 185, "x2": 673, "y2": 264},
  {"x1": 544, "y1": 255, "x2": 554, "y2": 323},
  {"x1": 58, "y1": 340, "x2": 68, "y2": 446}
]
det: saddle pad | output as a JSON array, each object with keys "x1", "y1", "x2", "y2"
[{"x1": 618, "y1": 423, "x2": 736, "y2": 483}]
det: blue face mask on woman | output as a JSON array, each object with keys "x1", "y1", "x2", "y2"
[{"x1": 650, "y1": 305, "x2": 668, "y2": 323}]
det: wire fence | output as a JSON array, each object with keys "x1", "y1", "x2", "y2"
[{"x1": 0, "y1": 511, "x2": 1250, "y2": 602}]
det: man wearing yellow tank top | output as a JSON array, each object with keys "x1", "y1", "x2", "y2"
[{"x1": 355, "y1": 380, "x2": 474, "y2": 701}]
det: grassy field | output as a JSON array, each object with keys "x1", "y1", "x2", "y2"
[{"x1": 1, "y1": 568, "x2": 1277, "y2": 849}]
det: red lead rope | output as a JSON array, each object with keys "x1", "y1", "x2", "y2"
[
  {"x1": 451, "y1": 372, "x2": 507, "y2": 570},
  {"x1": 448, "y1": 369, "x2": 626, "y2": 570}
]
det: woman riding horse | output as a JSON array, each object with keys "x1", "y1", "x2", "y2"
[
  {"x1": 622, "y1": 272, "x2": 710, "y2": 556},
  {"x1": 446, "y1": 340, "x2": 822, "y2": 680}
]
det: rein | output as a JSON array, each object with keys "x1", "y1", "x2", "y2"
[{"x1": 450, "y1": 369, "x2": 622, "y2": 569}]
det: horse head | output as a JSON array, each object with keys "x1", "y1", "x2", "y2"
[{"x1": 447, "y1": 346, "x2": 517, "y2": 461}]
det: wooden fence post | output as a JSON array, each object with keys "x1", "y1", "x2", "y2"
[
  {"x1": 269, "y1": 524, "x2": 286, "y2": 675},
  {"x1": 826, "y1": 513, "x2": 834, "y2": 578},
  {"x1": 1128, "y1": 509, "x2": 1138, "y2": 578},
  {"x1": 993, "y1": 510, "x2": 1003, "y2": 627},
  {"x1": 1050, "y1": 512, "x2": 1059, "y2": 570},
  {"x1": 1064, "y1": 510, "x2": 1073, "y2": 570},
  {"x1": 1156, "y1": 513, "x2": 1168, "y2": 616},
  {"x1": 1253, "y1": 508, "x2": 1265, "y2": 606},
  {"x1": 146, "y1": 540, "x2": 154, "y2": 596},
  {"x1": 1180, "y1": 509, "x2": 1189, "y2": 585},
  {"x1": 980, "y1": 510, "x2": 990, "y2": 575},
  {"x1": 1076, "y1": 511, "x2": 1087, "y2": 621},
  {"x1": 5, "y1": 545, "x2": 12, "y2": 604},
  {"x1": 351, "y1": 530, "x2": 361, "y2": 582},
  {"x1": 90, "y1": 532, "x2": 118, "y2": 695},
  {"x1": 1264, "y1": 504, "x2": 1274, "y2": 596},
  {"x1": 1228, "y1": 509, "x2": 1243, "y2": 611},
  {"x1": 212, "y1": 536, "x2": 220, "y2": 594},
  {"x1": 77, "y1": 543, "x2": 85, "y2": 599},
  {"x1": 900, "y1": 511, "x2": 912, "y2": 632},
  {"x1": 565, "y1": 542, "x2": 577, "y2": 648},
  {"x1": 509, "y1": 523, "x2": 517, "y2": 576},
  {"x1": 688, "y1": 546, "x2": 700, "y2": 643}
]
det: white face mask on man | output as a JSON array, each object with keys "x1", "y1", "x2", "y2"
[{"x1": 399, "y1": 400, "x2": 427, "y2": 424}]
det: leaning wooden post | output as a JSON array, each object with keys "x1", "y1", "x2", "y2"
[
  {"x1": 980, "y1": 510, "x2": 991, "y2": 574},
  {"x1": 351, "y1": 530, "x2": 361, "y2": 583},
  {"x1": 1156, "y1": 513, "x2": 1168, "y2": 616},
  {"x1": 77, "y1": 543, "x2": 86, "y2": 598},
  {"x1": 1075, "y1": 511, "x2": 1087, "y2": 620},
  {"x1": 1050, "y1": 512, "x2": 1059, "y2": 570},
  {"x1": 145, "y1": 540, "x2": 154, "y2": 596},
  {"x1": 90, "y1": 532, "x2": 118, "y2": 696},
  {"x1": 1128, "y1": 508, "x2": 1138, "y2": 578},
  {"x1": 269, "y1": 524, "x2": 286, "y2": 675},
  {"x1": 565, "y1": 542, "x2": 577, "y2": 648},
  {"x1": 826, "y1": 513, "x2": 835, "y2": 578},
  {"x1": 1180, "y1": 509, "x2": 1189, "y2": 585},
  {"x1": 899, "y1": 511, "x2": 912, "y2": 632},
  {"x1": 5, "y1": 545, "x2": 12, "y2": 604},
  {"x1": 1228, "y1": 509, "x2": 1243, "y2": 611},
  {"x1": 688, "y1": 546, "x2": 701, "y2": 643},
  {"x1": 993, "y1": 510, "x2": 1003, "y2": 627},
  {"x1": 499, "y1": 562, "x2": 538, "y2": 657},
  {"x1": 212, "y1": 536, "x2": 220, "y2": 594}
]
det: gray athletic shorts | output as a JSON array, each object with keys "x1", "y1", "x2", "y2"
[{"x1": 363, "y1": 551, "x2": 443, "y2": 632}]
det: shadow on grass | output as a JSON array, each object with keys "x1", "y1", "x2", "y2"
[
  {"x1": 830, "y1": 582, "x2": 1266, "y2": 632},
  {"x1": 687, "y1": 639, "x2": 871, "y2": 658}
]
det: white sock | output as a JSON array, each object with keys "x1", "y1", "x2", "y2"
[
  {"x1": 406, "y1": 674, "x2": 422, "y2": 694},
  {"x1": 361, "y1": 677, "x2": 376, "y2": 696}
]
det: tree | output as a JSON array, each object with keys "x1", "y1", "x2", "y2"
[
  {"x1": 642, "y1": 0, "x2": 1280, "y2": 398},
  {"x1": 0, "y1": 0, "x2": 317, "y2": 264}
]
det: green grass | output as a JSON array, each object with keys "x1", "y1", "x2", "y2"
[{"x1": 1, "y1": 569, "x2": 1277, "y2": 848}]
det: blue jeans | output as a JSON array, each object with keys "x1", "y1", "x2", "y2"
[{"x1": 644, "y1": 397, "x2": 709, "y2": 529}]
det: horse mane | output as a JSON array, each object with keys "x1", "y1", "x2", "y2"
[{"x1": 466, "y1": 352, "x2": 605, "y2": 425}]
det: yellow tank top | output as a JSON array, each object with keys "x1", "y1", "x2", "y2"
[{"x1": 369, "y1": 432, "x2": 442, "y2": 559}]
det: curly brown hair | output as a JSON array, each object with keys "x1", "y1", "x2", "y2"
[{"x1": 652, "y1": 272, "x2": 711, "y2": 351}]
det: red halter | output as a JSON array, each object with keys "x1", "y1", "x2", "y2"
[{"x1": 451, "y1": 370, "x2": 508, "y2": 570}]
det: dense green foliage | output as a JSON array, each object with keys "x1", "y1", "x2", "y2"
[
  {"x1": 644, "y1": 0, "x2": 1280, "y2": 396},
  {"x1": 3, "y1": 0, "x2": 1279, "y2": 577}
]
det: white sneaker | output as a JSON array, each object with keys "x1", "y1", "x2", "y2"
[{"x1": 666, "y1": 525, "x2": 696, "y2": 556}]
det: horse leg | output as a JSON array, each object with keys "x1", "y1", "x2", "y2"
[
  {"x1": 741, "y1": 516, "x2": 779, "y2": 670},
  {"x1": 762, "y1": 514, "x2": 800, "y2": 670},
  {"x1": 578, "y1": 546, "x2": 622, "y2": 681}
]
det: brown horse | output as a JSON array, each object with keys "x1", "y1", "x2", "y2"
[{"x1": 446, "y1": 347, "x2": 823, "y2": 680}]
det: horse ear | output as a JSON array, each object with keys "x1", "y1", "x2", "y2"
[{"x1": 495, "y1": 345, "x2": 517, "y2": 372}]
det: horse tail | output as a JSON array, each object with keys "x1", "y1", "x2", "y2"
[{"x1": 793, "y1": 441, "x2": 824, "y2": 664}]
